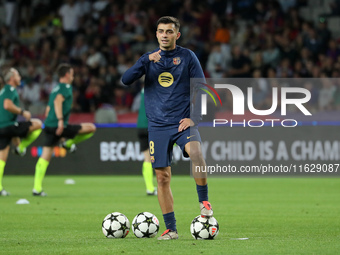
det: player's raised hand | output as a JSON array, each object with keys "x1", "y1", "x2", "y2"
[
  {"x1": 149, "y1": 50, "x2": 162, "y2": 63},
  {"x1": 178, "y1": 118, "x2": 194, "y2": 132},
  {"x1": 22, "y1": 110, "x2": 31, "y2": 121}
]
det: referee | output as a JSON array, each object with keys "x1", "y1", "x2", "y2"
[
  {"x1": 32, "y1": 64, "x2": 96, "y2": 196},
  {"x1": 0, "y1": 68, "x2": 42, "y2": 196}
]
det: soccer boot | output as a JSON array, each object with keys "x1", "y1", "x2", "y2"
[
  {"x1": 14, "y1": 147, "x2": 26, "y2": 156},
  {"x1": 61, "y1": 142, "x2": 77, "y2": 153},
  {"x1": 0, "y1": 189, "x2": 10, "y2": 196},
  {"x1": 200, "y1": 201, "x2": 213, "y2": 217},
  {"x1": 32, "y1": 189, "x2": 47, "y2": 197},
  {"x1": 146, "y1": 188, "x2": 157, "y2": 196},
  {"x1": 157, "y1": 229, "x2": 178, "y2": 240}
]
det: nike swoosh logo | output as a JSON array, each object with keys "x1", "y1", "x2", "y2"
[{"x1": 187, "y1": 135, "x2": 195, "y2": 139}]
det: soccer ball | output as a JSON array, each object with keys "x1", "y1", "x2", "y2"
[
  {"x1": 102, "y1": 212, "x2": 130, "y2": 238},
  {"x1": 190, "y1": 215, "x2": 219, "y2": 239},
  {"x1": 132, "y1": 212, "x2": 159, "y2": 238}
]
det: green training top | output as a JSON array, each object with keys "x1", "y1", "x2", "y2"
[
  {"x1": 137, "y1": 88, "x2": 148, "y2": 129},
  {"x1": 44, "y1": 83, "x2": 73, "y2": 128},
  {"x1": 0, "y1": 84, "x2": 19, "y2": 128}
]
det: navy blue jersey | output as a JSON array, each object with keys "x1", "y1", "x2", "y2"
[{"x1": 122, "y1": 46, "x2": 204, "y2": 131}]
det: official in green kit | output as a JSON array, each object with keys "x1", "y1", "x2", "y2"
[
  {"x1": 0, "y1": 68, "x2": 42, "y2": 196},
  {"x1": 33, "y1": 64, "x2": 96, "y2": 196}
]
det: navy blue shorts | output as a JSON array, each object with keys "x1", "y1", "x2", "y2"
[{"x1": 148, "y1": 127, "x2": 201, "y2": 168}]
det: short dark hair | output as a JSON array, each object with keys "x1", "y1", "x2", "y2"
[
  {"x1": 157, "y1": 16, "x2": 180, "y2": 31},
  {"x1": 57, "y1": 63, "x2": 72, "y2": 78}
]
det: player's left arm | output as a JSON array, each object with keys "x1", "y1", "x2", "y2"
[
  {"x1": 178, "y1": 118, "x2": 194, "y2": 132},
  {"x1": 179, "y1": 51, "x2": 205, "y2": 132}
]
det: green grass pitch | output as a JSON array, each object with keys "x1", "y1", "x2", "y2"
[{"x1": 0, "y1": 176, "x2": 339, "y2": 254}]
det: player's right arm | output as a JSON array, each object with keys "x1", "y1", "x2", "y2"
[
  {"x1": 54, "y1": 94, "x2": 65, "y2": 136},
  {"x1": 3, "y1": 99, "x2": 31, "y2": 120},
  {"x1": 121, "y1": 54, "x2": 149, "y2": 85},
  {"x1": 122, "y1": 50, "x2": 161, "y2": 85}
]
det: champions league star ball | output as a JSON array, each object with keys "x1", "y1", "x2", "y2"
[
  {"x1": 132, "y1": 212, "x2": 160, "y2": 238},
  {"x1": 190, "y1": 215, "x2": 219, "y2": 239},
  {"x1": 102, "y1": 212, "x2": 130, "y2": 238}
]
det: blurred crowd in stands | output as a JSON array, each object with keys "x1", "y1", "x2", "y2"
[{"x1": 1, "y1": 0, "x2": 340, "y2": 121}]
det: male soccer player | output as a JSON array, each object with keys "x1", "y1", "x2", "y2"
[
  {"x1": 122, "y1": 16, "x2": 212, "y2": 240},
  {"x1": 0, "y1": 68, "x2": 42, "y2": 196},
  {"x1": 33, "y1": 64, "x2": 96, "y2": 196},
  {"x1": 137, "y1": 87, "x2": 157, "y2": 196}
]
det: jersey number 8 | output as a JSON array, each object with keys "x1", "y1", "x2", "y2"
[{"x1": 149, "y1": 141, "x2": 154, "y2": 155}]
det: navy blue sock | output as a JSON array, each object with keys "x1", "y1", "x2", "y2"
[
  {"x1": 196, "y1": 184, "x2": 208, "y2": 202},
  {"x1": 163, "y1": 212, "x2": 176, "y2": 231}
]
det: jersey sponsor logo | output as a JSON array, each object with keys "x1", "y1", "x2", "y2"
[
  {"x1": 187, "y1": 135, "x2": 195, "y2": 139},
  {"x1": 158, "y1": 72, "x2": 174, "y2": 87},
  {"x1": 173, "y1": 57, "x2": 181, "y2": 65}
]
